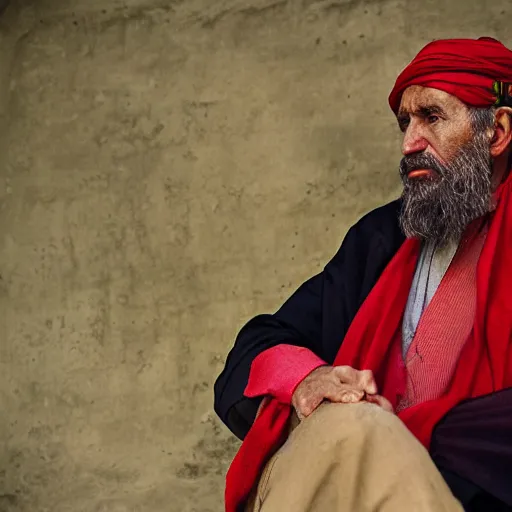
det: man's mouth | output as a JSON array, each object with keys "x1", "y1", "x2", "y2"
[{"x1": 407, "y1": 169, "x2": 437, "y2": 179}]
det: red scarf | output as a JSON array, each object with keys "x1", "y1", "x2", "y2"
[{"x1": 225, "y1": 175, "x2": 512, "y2": 512}]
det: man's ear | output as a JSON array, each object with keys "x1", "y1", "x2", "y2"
[{"x1": 490, "y1": 107, "x2": 512, "y2": 158}]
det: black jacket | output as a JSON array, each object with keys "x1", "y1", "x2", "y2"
[{"x1": 214, "y1": 200, "x2": 512, "y2": 512}]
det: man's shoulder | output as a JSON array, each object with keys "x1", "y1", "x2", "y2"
[
  {"x1": 326, "y1": 199, "x2": 404, "y2": 276},
  {"x1": 352, "y1": 199, "x2": 402, "y2": 237}
]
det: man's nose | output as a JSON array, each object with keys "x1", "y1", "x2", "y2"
[{"x1": 402, "y1": 124, "x2": 429, "y2": 156}]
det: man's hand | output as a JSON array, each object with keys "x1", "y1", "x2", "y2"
[{"x1": 291, "y1": 365, "x2": 393, "y2": 420}]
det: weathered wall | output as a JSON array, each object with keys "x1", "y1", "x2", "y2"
[{"x1": 0, "y1": 1, "x2": 510, "y2": 511}]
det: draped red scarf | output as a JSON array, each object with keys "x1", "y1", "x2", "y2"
[{"x1": 225, "y1": 173, "x2": 512, "y2": 512}]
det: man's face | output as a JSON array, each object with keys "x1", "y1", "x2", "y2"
[
  {"x1": 397, "y1": 86, "x2": 493, "y2": 245},
  {"x1": 398, "y1": 86, "x2": 474, "y2": 166}
]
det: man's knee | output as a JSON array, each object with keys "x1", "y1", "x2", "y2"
[
  {"x1": 308, "y1": 401, "x2": 399, "y2": 428},
  {"x1": 290, "y1": 402, "x2": 408, "y2": 449}
]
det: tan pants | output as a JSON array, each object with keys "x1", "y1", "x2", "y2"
[{"x1": 247, "y1": 402, "x2": 464, "y2": 512}]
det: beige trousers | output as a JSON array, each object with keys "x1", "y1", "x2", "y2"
[{"x1": 247, "y1": 402, "x2": 464, "y2": 512}]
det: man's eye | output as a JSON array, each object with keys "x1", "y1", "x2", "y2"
[
  {"x1": 427, "y1": 115, "x2": 439, "y2": 124},
  {"x1": 399, "y1": 120, "x2": 410, "y2": 132}
]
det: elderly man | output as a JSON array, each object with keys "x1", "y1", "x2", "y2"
[{"x1": 214, "y1": 37, "x2": 512, "y2": 512}]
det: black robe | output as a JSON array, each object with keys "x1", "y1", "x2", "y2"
[{"x1": 214, "y1": 200, "x2": 512, "y2": 512}]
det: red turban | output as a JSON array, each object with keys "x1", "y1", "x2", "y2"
[{"x1": 389, "y1": 37, "x2": 512, "y2": 114}]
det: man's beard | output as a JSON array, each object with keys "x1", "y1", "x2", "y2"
[{"x1": 399, "y1": 136, "x2": 492, "y2": 246}]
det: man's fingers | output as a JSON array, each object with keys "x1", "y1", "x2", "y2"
[
  {"x1": 325, "y1": 387, "x2": 365, "y2": 404},
  {"x1": 340, "y1": 390, "x2": 364, "y2": 403},
  {"x1": 332, "y1": 365, "x2": 359, "y2": 385},
  {"x1": 333, "y1": 366, "x2": 378, "y2": 395},
  {"x1": 357, "y1": 369, "x2": 378, "y2": 395},
  {"x1": 295, "y1": 385, "x2": 365, "y2": 418},
  {"x1": 292, "y1": 365, "x2": 382, "y2": 421},
  {"x1": 294, "y1": 390, "x2": 393, "y2": 422}
]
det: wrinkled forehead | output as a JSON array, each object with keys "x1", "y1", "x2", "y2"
[{"x1": 398, "y1": 85, "x2": 469, "y2": 117}]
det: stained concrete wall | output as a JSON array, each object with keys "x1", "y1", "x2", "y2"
[{"x1": 0, "y1": 1, "x2": 510, "y2": 511}]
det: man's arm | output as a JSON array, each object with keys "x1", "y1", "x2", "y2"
[
  {"x1": 213, "y1": 200, "x2": 405, "y2": 439},
  {"x1": 213, "y1": 270, "x2": 331, "y2": 440}
]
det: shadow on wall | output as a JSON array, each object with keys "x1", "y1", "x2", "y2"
[{"x1": 0, "y1": 0, "x2": 8, "y2": 16}]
